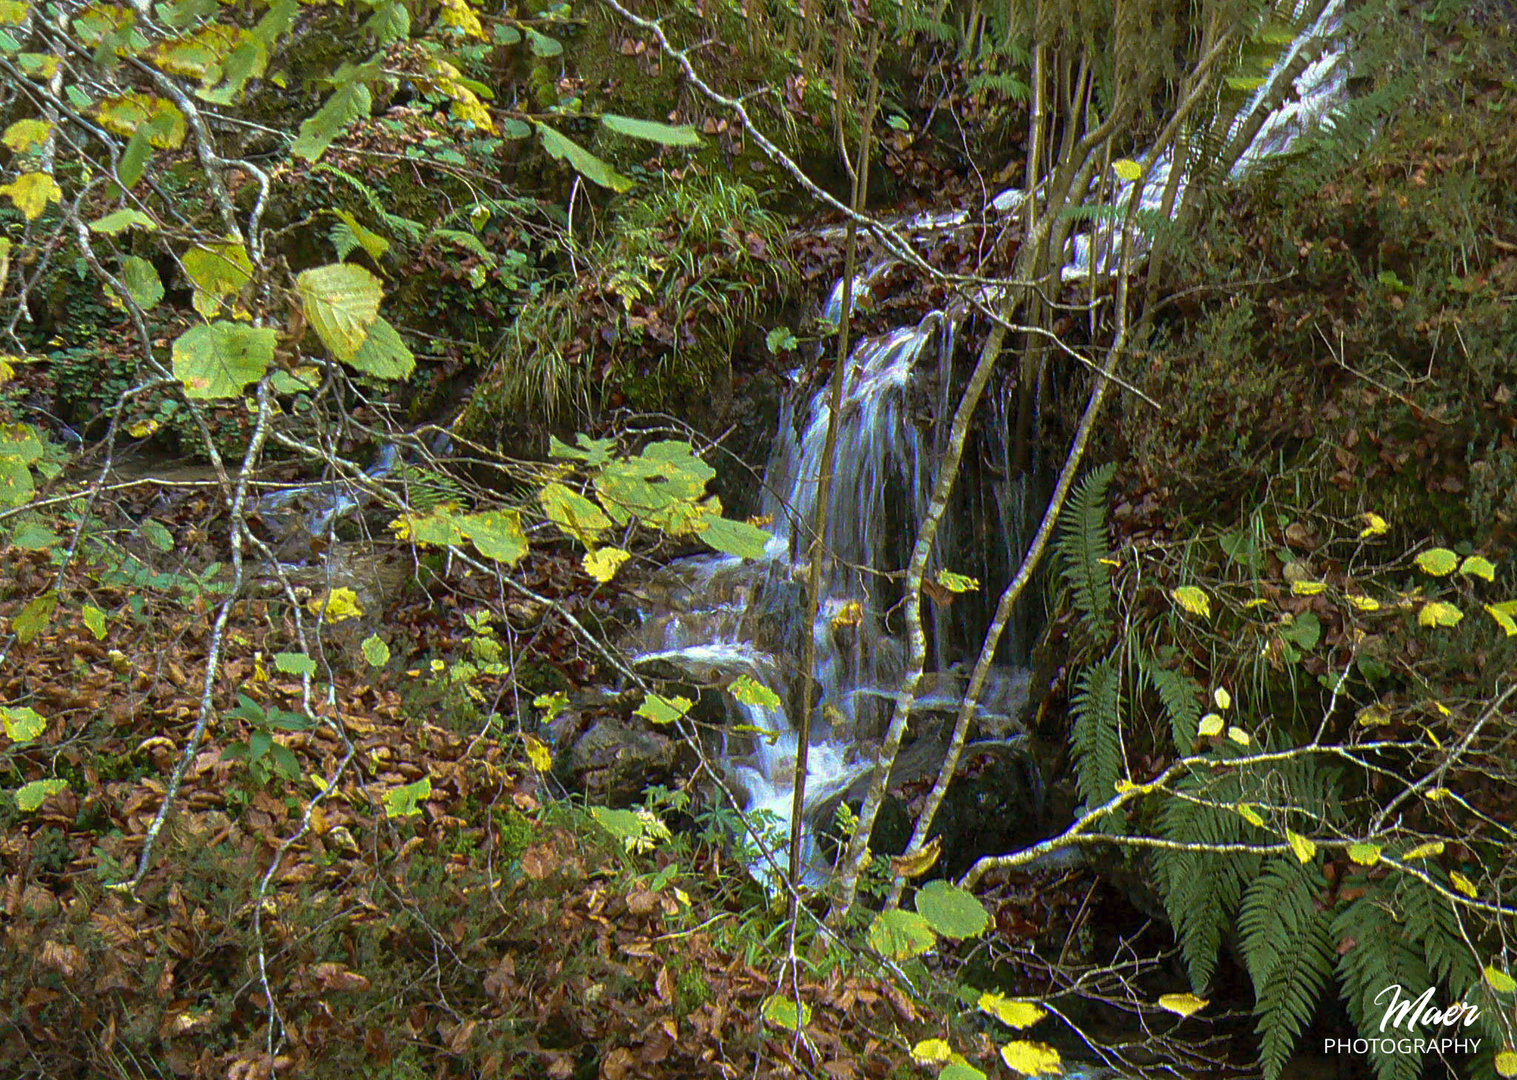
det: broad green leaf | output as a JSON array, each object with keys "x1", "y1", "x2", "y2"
[
  {"x1": 760, "y1": 994, "x2": 809, "y2": 1031},
  {"x1": 140, "y1": 517, "x2": 174, "y2": 552},
  {"x1": 364, "y1": 0, "x2": 409, "y2": 42},
  {"x1": 1460, "y1": 555, "x2": 1496, "y2": 581},
  {"x1": 1414, "y1": 547, "x2": 1459, "y2": 576},
  {"x1": 583, "y1": 546, "x2": 630, "y2": 583},
  {"x1": 297, "y1": 263, "x2": 383, "y2": 362},
  {"x1": 360, "y1": 634, "x2": 390, "y2": 667},
  {"x1": 1485, "y1": 966, "x2": 1517, "y2": 994},
  {"x1": 457, "y1": 509, "x2": 527, "y2": 566},
  {"x1": 346, "y1": 316, "x2": 414, "y2": 380},
  {"x1": 12, "y1": 520, "x2": 57, "y2": 549},
  {"x1": 698, "y1": 515, "x2": 772, "y2": 560},
  {"x1": 1171, "y1": 585, "x2": 1211, "y2": 617},
  {"x1": 94, "y1": 93, "x2": 186, "y2": 148},
  {"x1": 635, "y1": 693, "x2": 692, "y2": 725},
  {"x1": 119, "y1": 128, "x2": 153, "y2": 188},
  {"x1": 383, "y1": 775, "x2": 430, "y2": 817},
  {"x1": 15, "y1": 778, "x2": 68, "y2": 811},
  {"x1": 729, "y1": 675, "x2": 782, "y2": 710},
  {"x1": 600, "y1": 113, "x2": 700, "y2": 147},
  {"x1": 82, "y1": 604, "x2": 107, "y2": 639},
  {"x1": 1347, "y1": 843, "x2": 1381, "y2": 866},
  {"x1": 14, "y1": 591, "x2": 57, "y2": 643},
  {"x1": 941, "y1": 1065, "x2": 987, "y2": 1080},
  {"x1": 91, "y1": 208, "x2": 157, "y2": 234},
  {"x1": 525, "y1": 27, "x2": 562, "y2": 56},
  {"x1": 182, "y1": 241, "x2": 253, "y2": 317},
  {"x1": 1, "y1": 705, "x2": 46, "y2": 742},
  {"x1": 868, "y1": 909, "x2": 937, "y2": 960},
  {"x1": 936, "y1": 570, "x2": 980, "y2": 593},
  {"x1": 999, "y1": 1041, "x2": 1061, "y2": 1076},
  {"x1": 3, "y1": 118, "x2": 51, "y2": 152},
  {"x1": 1417, "y1": 601, "x2": 1463, "y2": 628},
  {"x1": 172, "y1": 322, "x2": 275, "y2": 399},
  {"x1": 0, "y1": 172, "x2": 62, "y2": 220},
  {"x1": 1157, "y1": 992, "x2": 1208, "y2": 1017},
  {"x1": 594, "y1": 440, "x2": 716, "y2": 529},
  {"x1": 978, "y1": 993, "x2": 1045, "y2": 1029},
  {"x1": 914, "y1": 879, "x2": 990, "y2": 939},
  {"x1": 548, "y1": 433, "x2": 615, "y2": 466},
  {"x1": 392, "y1": 507, "x2": 466, "y2": 547},
  {"x1": 536, "y1": 123, "x2": 634, "y2": 193},
  {"x1": 121, "y1": 256, "x2": 164, "y2": 310},
  {"x1": 539, "y1": 482, "x2": 609, "y2": 544},
  {"x1": 534, "y1": 691, "x2": 569, "y2": 721},
  {"x1": 149, "y1": 23, "x2": 245, "y2": 84},
  {"x1": 274, "y1": 651, "x2": 316, "y2": 676}
]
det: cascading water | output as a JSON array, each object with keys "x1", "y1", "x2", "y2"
[{"x1": 632, "y1": 0, "x2": 1350, "y2": 886}]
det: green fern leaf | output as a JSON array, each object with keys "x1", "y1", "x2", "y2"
[
  {"x1": 1069, "y1": 654, "x2": 1125, "y2": 832},
  {"x1": 1240, "y1": 858, "x2": 1333, "y2": 1079},
  {"x1": 1055, "y1": 462, "x2": 1117, "y2": 641},
  {"x1": 1334, "y1": 887, "x2": 1433, "y2": 1080}
]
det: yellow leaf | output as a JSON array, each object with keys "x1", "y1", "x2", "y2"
[
  {"x1": 1403, "y1": 840, "x2": 1445, "y2": 860},
  {"x1": 3, "y1": 118, "x2": 52, "y2": 153},
  {"x1": 1431, "y1": 700, "x2": 1452, "y2": 717},
  {"x1": 1414, "y1": 547, "x2": 1459, "y2": 576},
  {"x1": 1450, "y1": 872, "x2": 1477, "y2": 899},
  {"x1": 1113, "y1": 778, "x2": 1138, "y2": 793},
  {"x1": 1347, "y1": 594, "x2": 1381, "y2": 612},
  {"x1": 1347, "y1": 843, "x2": 1381, "y2": 866},
  {"x1": 1459, "y1": 555, "x2": 1496, "y2": 581},
  {"x1": 910, "y1": 1039, "x2": 953, "y2": 1064},
  {"x1": 1236, "y1": 804, "x2": 1265, "y2": 828},
  {"x1": 1197, "y1": 713, "x2": 1223, "y2": 737},
  {"x1": 999, "y1": 1040, "x2": 1062, "y2": 1076},
  {"x1": 936, "y1": 569, "x2": 980, "y2": 593},
  {"x1": 127, "y1": 418, "x2": 160, "y2": 438},
  {"x1": 0, "y1": 171, "x2": 62, "y2": 220},
  {"x1": 1356, "y1": 703, "x2": 1391, "y2": 727},
  {"x1": 1486, "y1": 966, "x2": 1517, "y2": 994},
  {"x1": 1291, "y1": 580, "x2": 1327, "y2": 596},
  {"x1": 437, "y1": 0, "x2": 486, "y2": 37},
  {"x1": 1495, "y1": 1049, "x2": 1517, "y2": 1078},
  {"x1": 1157, "y1": 992, "x2": 1208, "y2": 1017},
  {"x1": 978, "y1": 993, "x2": 1045, "y2": 1030},
  {"x1": 307, "y1": 587, "x2": 363, "y2": 623},
  {"x1": 1286, "y1": 830, "x2": 1317, "y2": 864},
  {"x1": 582, "y1": 546, "x2": 631, "y2": 583},
  {"x1": 0, "y1": 0, "x2": 30, "y2": 25},
  {"x1": 1112, "y1": 158, "x2": 1143, "y2": 181},
  {"x1": 1485, "y1": 604, "x2": 1517, "y2": 637},
  {"x1": 1358, "y1": 512, "x2": 1389, "y2": 538},
  {"x1": 1424, "y1": 787, "x2": 1449, "y2": 801},
  {"x1": 93, "y1": 93, "x2": 187, "y2": 148},
  {"x1": 831, "y1": 599, "x2": 864, "y2": 629},
  {"x1": 523, "y1": 734, "x2": 552, "y2": 772},
  {"x1": 1226, "y1": 726, "x2": 1251, "y2": 745},
  {"x1": 889, "y1": 835, "x2": 941, "y2": 880},
  {"x1": 1171, "y1": 586, "x2": 1211, "y2": 618},
  {"x1": 1417, "y1": 601, "x2": 1463, "y2": 628},
  {"x1": 1213, "y1": 687, "x2": 1232, "y2": 711}
]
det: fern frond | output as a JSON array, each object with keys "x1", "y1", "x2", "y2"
[
  {"x1": 1254, "y1": 902, "x2": 1334, "y2": 1080},
  {"x1": 1334, "y1": 887, "x2": 1433, "y2": 1080},
  {"x1": 1238, "y1": 857, "x2": 1333, "y2": 1079},
  {"x1": 1055, "y1": 462, "x2": 1117, "y2": 641},
  {"x1": 1069, "y1": 654, "x2": 1125, "y2": 833},
  {"x1": 429, "y1": 227, "x2": 491, "y2": 259},
  {"x1": 965, "y1": 72, "x2": 1031, "y2": 99},
  {"x1": 1139, "y1": 653, "x2": 1203, "y2": 750},
  {"x1": 330, "y1": 221, "x2": 360, "y2": 262}
]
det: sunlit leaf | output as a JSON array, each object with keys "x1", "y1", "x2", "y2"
[
  {"x1": 93, "y1": 93, "x2": 186, "y2": 148},
  {"x1": 0, "y1": 171, "x2": 62, "y2": 220},
  {"x1": 275, "y1": 651, "x2": 316, "y2": 676},
  {"x1": 601, "y1": 113, "x2": 701, "y2": 147},
  {"x1": 1157, "y1": 992, "x2": 1208, "y2": 1017},
  {"x1": 1459, "y1": 555, "x2": 1496, "y2": 581},
  {"x1": 523, "y1": 734, "x2": 552, "y2": 771},
  {"x1": 1414, "y1": 548, "x2": 1458, "y2": 576},
  {"x1": 121, "y1": 256, "x2": 164, "y2": 310},
  {"x1": 1236, "y1": 804, "x2": 1265, "y2": 827},
  {"x1": 1197, "y1": 713, "x2": 1223, "y2": 737},
  {"x1": 1348, "y1": 843, "x2": 1381, "y2": 866},
  {"x1": 729, "y1": 675, "x2": 782, "y2": 710},
  {"x1": 910, "y1": 1039, "x2": 953, "y2": 1064},
  {"x1": 1358, "y1": 512, "x2": 1388, "y2": 537},
  {"x1": 1356, "y1": 703, "x2": 1391, "y2": 727},
  {"x1": 634, "y1": 693, "x2": 692, "y2": 725},
  {"x1": 1291, "y1": 580, "x2": 1327, "y2": 596},
  {"x1": 298, "y1": 263, "x2": 383, "y2": 362},
  {"x1": 1, "y1": 705, "x2": 46, "y2": 743},
  {"x1": 1112, "y1": 158, "x2": 1143, "y2": 181},
  {"x1": 1486, "y1": 604, "x2": 1517, "y2": 637},
  {"x1": 1495, "y1": 1050, "x2": 1517, "y2": 1078},
  {"x1": 182, "y1": 241, "x2": 252, "y2": 318},
  {"x1": 889, "y1": 836, "x2": 942, "y2": 880},
  {"x1": 698, "y1": 514, "x2": 773, "y2": 559},
  {"x1": 460, "y1": 509, "x2": 528, "y2": 566},
  {"x1": 172, "y1": 322, "x2": 274, "y2": 399},
  {"x1": 383, "y1": 776, "x2": 430, "y2": 817},
  {"x1": 936, "y1": 570, "x2": 980, "y2": 593},
  {"x1": 1417, "y1": 601, "x2": 1463, "y2": 628},
  {"x1": 1485, "y1": 966, "x2": 1517, "y2": 994},
  {"x1": 831, "y1": 599, "x2": 864, "y2": 629},
  {"x1": 307, "y1": 587, "x2": 363, "y2": 623},
  {"x1": 1286, "y1": 830, "x2": 1317, "y2": 864},
  {"x1": 1403, "y1": 840, "x2": 1444, "y2": 860},
  {"x1": 1226, "y1": 726, "x2": 1251, "y2": 745},
  {"x1": 14, "y1": 591, "x2": 56, "y2": 643},
  {"x1": 3, "y1": 118, "x2": 51, "y2": 152},
  {"x1": 978, "y1": 993, "x2": 1045, "y2": 1029},
  {"x1": 760, "y1": 994, "x2": 809, "y2": 1031},
  {"x1": 999, "y1": 1040, "x2": 1062, "y2": 1076},
  {"x1": 539, "y1": 482, "x2": 610, "y2": 545},
  {"x1": 1450, "y1": 872, "x2": 1478, "y2": 899},
  {"x1": 1347, "y1": 594, "x2": 1381, "y2": 612},
  {"x1": 346, "y1": 316, "x2": 415, "y2": 380},
  {"x1": 1170, "y1": 586, "x2": 1211, "y2": 618},
  {"x1": 582, "y1": 546, "x2": 631, "y2": 583},
  {"x1": 82, "y1": 605, "x2": 107, "y2": 640},
  {"x1": 14, "y1": 778, "x2": 67, "y2": 811},
  {"x1": 360, "y1": 635, "x2": 390, "y2": 667}
]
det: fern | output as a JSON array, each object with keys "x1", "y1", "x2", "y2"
[
  {"x1": 1240, "y1": 858, "x2": 1334, "y2": 1080},
  {"x1": 1069, "y1": 654, "x2": 1125, "y2": 832},
  {"x1": 1055, "y1": 462, "x2": 1117, "y2": 642},
  {"x1": 1138, "y1": 652, "x2": 1204, "y2": 750},
  {"x1": 428, "y1": 227, "x2": 491, "y2": 260},
  {"x1": 965, "y1": 72, "x2": 1031, "y2": 100},
  {"x1": 330, "y1": 220, "x2": 361, "y2": 262},
  {"x1": 1334, "y1": 885, "x2": 1433, "y2": 1080}
]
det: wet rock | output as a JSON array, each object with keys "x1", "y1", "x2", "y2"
[{"x1": 552, "y1": 715, "x2": 691, "y2": 807}]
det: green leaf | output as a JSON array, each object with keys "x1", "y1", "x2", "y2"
[
  {"x1": 14, "y1": 591, "x2": 57, "y2": 643},
  {"x1": 539, "y1": 482, "x2": 610, "y2": 544},
  {"x1": 172, "y1": 322, "x2": 276, "y2": 399},
  {"x1": 535, "y1": 123, "x2": 634, "y2": 192},
  {"x1": 548, "y1": 433, "x2": 615, "y2": 466},
  {"x1": 119, "y1": 127, "x2": 153, "y2": 188},
  {"x1": 12, "y1": 520, "x2": 58, "y2": 550},
  {"x1": 181, "y1": 241, "x2": 252, "y2": 317},
  {"x1": 332, "y1": 209, "x2": 390, "y2": 262},
  {"x1": 120, "y1": 256, "x2": 164, "y2": 310},
  {"x1": 760, "y1": 994, "x2": 809, "y2": 1031},
  {"x1": 525, "y1": 27, "x2": 562, "y2": 56},
  {"x1": 940, "y1": 1065, "x2": 987, "y2": 1080},
  {"x1": 2, "y1": 117, "x2": 51, "y2": 152},
  {"x1": 600, "y1": 113, "x2": 700, "y2": 147},
  {"x1": 360, "y1": 634, "x2": 390, "y2": 667},
  {"x1": 90, "y1": 208, "x2": 157, "y2": 234},
  {"x1": 292, "y1": 72, "x2": 372, "y2": 162},
  {"x1": 82, "y1": 604, "x2": 107, "y2": 639},
  {"x1": 141, "y1": 517, "x2": 174, "y2": 552},
  {"x1": 935, "y1": 570, "x2": 980, "y2": 593},
  {"x1": 635, "y1": 693, "x2": 692, "y2": 725},
  {"x1": 346, "y1": 315, "x2": 414, "y2": 379},
  {"x1": 914, "y1": 879, "x2": 991, "y2": 939},
  {"x1": 698, "y1": 515, "x2": 772, "y2": 560},
  {"x1": 729, "y1": 675, "x2": 781, "y2": 710},
  {"x1": 1414, "y1": 548, "x2": 1459, "y2": 576},
  {"x1": 460, "y1": 509, "x2": 528, "y2": 566},
  {"x1": 1459, "y1": 555, "x2": 1496, "y2": 581},
  {"x1": 867, "y1": 909, "x2": 937, "y2": 960},
  {"x1": 765, "y1": 327, "x2": 797, "y2": 354},
  {"x1": 1, "y1": 705, "x2": 46, "y2": 743},
  {"x1": 14, "y1": 778, "x2": 67, "y2": 811},
  {"x1": 297, "y1": 263, "x2": 383, "y2": 362},
  {"x1": 1486, "y1": 604, "x2": 1517, "y2": 637},
  {"x1": 383, "y1": 776, "x2": 431, "y2": 817},
  {"x1": 274, "y1": 651, "x2": 316, "y2": 676}
]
